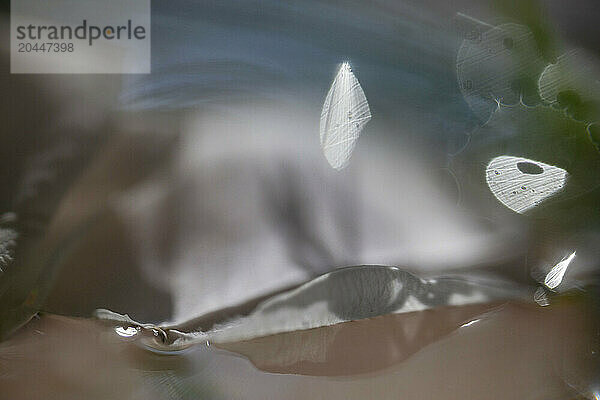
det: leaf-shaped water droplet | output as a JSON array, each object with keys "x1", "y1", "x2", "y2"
[{"x1": 320, "y1": 62, "x2": 371, "y2": 170}]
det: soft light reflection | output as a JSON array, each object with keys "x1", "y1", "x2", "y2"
[
  {"x1": 460, "y1": 319, "x2": 480, "y2": 328},
  {"x1": 538, "y1": 49, "x2": 600, "y2": 114},
  {"x1": 320, "y1": 62, "x2": 371, "y2": 170},
  {"x1": 533, "y1": 286, "x2": 550, "y2": 307},
  {"x1": 115, "y1": 326, "x2": 139, "y2": 338},
  {"x1": 205, "y1": 266, "x2": 524, "y2": 344},
  {"x1": 544, "y1": 251, "x2": 576, "y2": 290},
  {"x1": 486, "y1": 156, "x2": 567, "y2": 213},
  {"x1": 456, "y1": 23, "x2": 545, "y2": 122}
]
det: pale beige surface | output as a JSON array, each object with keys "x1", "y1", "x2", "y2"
[{"x1": 0, "y1": 298, "x2": 594, "y2": 400}]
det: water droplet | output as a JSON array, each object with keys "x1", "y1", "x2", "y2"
[
  {"x1": 115, "y1": 326, "x2": 139, "y2": 338},
  {"x1": 320, "y1": 62, "x2": 371, "y2": 170},
  {"x1": 534, "y1": 287, "x2": 550, "y2": 307},
  {"x1": 487, "y1": 156, "x2": 568, "y2": 213}
]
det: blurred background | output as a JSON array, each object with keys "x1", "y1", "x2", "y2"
[{"x1": 0, "y1": 0, "x2": 599, "y2": 399}]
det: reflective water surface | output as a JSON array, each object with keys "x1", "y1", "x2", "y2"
[
  {"x1": 1, "y1": 294, "x2": 597, "y2": 400},
  {"x1": 1, "y1": 0, "x2": 600, "y2": 398}
]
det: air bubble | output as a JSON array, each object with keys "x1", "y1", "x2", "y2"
[{"x1": 517, "y1": 161, "x2": 543, "y2": 175}]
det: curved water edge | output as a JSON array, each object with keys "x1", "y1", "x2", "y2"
[{"x1": 95, "y1": 265, "x2": 529, "y2": 356}]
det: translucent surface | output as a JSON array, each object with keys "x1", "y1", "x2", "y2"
[
  {"x1": 1, "y1": 295, "x2": 597, "y2": 399},
  {"x1": 539, "y1": 50, "x2": 600, "y2": 108},
  {"x1": 320, "y1": 63, "x2": 371, "y2": 170},
  {"x1": 0, "y1": 1, "x2": 599, "y2": 399},
  {"x1": 544, "y1": 251, "x2": 576, "y2": 290},
  {"x1": 205, "y1": 266, "x2": 526, "y2": 343},
  {"x1": 456, "y1": 23, "x2": 545, "y2": 122},
  {"x1": 485, "y1": 156, "x2": 567, "y2": 214}
]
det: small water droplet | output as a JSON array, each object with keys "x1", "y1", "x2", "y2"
[
  {"x1": 115, "y1": 326, "x2": 139, "y2": 338},
  {"x1": 534, "y1": 287, "x2": 550, "y2": 307}
]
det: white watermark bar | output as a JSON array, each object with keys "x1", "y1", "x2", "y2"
[{"x1": 11, "y1": 0, "x2": 150, "y2": 73}]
